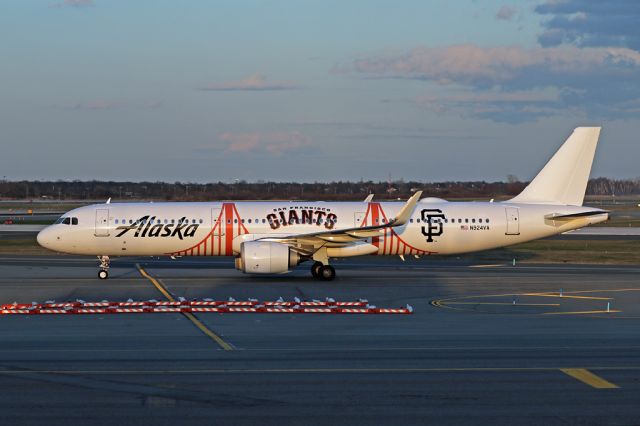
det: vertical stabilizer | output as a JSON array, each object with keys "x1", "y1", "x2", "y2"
[{"x1": 509, "y1": 127, "x2": 601, "y2": 206}]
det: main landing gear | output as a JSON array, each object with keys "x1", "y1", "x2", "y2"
[
  {"x1": 310, "y1": 261, "x2": 336, "y2": 281},
  {"x1": 98, "y1": 255, "x2": 110, "y2": 280}
]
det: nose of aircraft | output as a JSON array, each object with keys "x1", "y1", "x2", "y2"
[{"x1": 36, "y1": 226, "x2": 54, "y2": 250}]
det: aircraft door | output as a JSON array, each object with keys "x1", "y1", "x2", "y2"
[
  {"x1": 211, "y1": 208, "x2": 224, "y2": 235},
  {"x1": 354, "y1": 211, "x2": 366, "y2": 227},
  {"x1": 505, "y1": 207, "x2": 520, "y2": 235},
  {"x1": 94, "y1": 209, "x2": 110, "y2": 237}
]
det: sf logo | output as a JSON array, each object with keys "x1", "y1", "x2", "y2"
[{"x1": 421, "y1": 209, "x2": 445, "y2": 242}]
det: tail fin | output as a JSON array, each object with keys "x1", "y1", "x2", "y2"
[{"x1": 509, "y1": 127, "x2": 601, "y2": 206}]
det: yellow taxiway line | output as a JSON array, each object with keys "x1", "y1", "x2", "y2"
[
  {"x1": 136, "y1": 264, "x2": 233, "y2": 351},
  {"x1": 544, "y1": 310, "x2": 621, "y2": 315},
  {"x1": 521, "y1": 293, "x2": 611, "y2": 300},
  {"x1": 137, "y1": 265, "x2": 174, "y2": 301},
  {"x1": 442, "y1": 302, "x2": 560, "y2": 306},
  {"x1": 560, "y1": 368, "x2": 619, "y2": 389},
  {"x1": 469, "y1": 264, "x2": 504, "y2": 268}
]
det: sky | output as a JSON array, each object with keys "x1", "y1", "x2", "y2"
[{"x1": 1, "y1": 0, "x2": 639, "y2": 183}]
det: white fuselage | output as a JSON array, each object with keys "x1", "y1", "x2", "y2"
[{"x1": 37, "y1": 198, "x2": 607, "y2": 258}]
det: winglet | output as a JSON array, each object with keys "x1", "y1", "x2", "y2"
[
  {"x1": 364, "y1": 194, "x2": 374, "y2": 202},
  {"x1": 390, "y1": 191, "x2": 422, "y2": 226},
  {"x1": 106, "y1": 198, "x2": 111, "y2": 204}
]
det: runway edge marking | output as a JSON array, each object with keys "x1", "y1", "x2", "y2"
[
  {"x1": 560, "y1": 368, "x2": 619, "y2": 389},
  {"x1": 135, "y1": 263, "x2": 234, "y2": 351}
]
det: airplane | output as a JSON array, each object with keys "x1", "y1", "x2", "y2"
[{"x1": 37, "y1": 127, "x2": 608, "y2": 281}]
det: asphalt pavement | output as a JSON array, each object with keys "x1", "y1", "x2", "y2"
[{"x1": 0, "y1": 255, "x2": 639, "y2": 425}]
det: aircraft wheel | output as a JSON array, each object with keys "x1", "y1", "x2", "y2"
[
  {"x1": 318, "y1": 265, "x2": 336, "y2": 281},
  {"x1": 311, "y1": 261, "x2": 323, "y2": 278},
  {"x1": 98, "y1": 270, "x2": 109, "y2": 280}
]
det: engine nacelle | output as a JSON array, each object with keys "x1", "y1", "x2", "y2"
[{"x1": 236, "y1": 241, "x2": 301, "y2": 274}]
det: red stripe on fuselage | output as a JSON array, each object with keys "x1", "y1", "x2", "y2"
[{"x1": 224, "y1": 204, "x2": 233, "y2": 255}]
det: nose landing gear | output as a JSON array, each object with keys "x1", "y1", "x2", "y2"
[{"x1": 98, "y1": 256, "x2": 110, "y2": 280}]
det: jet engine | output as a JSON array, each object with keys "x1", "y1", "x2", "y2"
[{"x1": 235, "y1": 241, "x2": 301, "y2": 274}]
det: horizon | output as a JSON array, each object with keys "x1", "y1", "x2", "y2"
[{"x1": 1, "y1": 175, "x2": 640, "y2": 184}]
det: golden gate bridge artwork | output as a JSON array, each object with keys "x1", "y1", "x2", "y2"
[{"x1": 168, "y1": 201, "x2": 435, "y2": 257}]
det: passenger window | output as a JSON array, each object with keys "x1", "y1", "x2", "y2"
[
  {"x1": 248, "y1": 219, "x2": 252, "y2": 224},
  {"x1": 115, "y1": 219, "x2": 119, "y2": 224},
  {"x1": 234, "y1": 219, "x2": 237, "y2": 224},
  {"x1": 410, "y1": 219, "x2": 413, "y2": 223},
  {"x1": 72, "y1": 217, "x2": 78, "y2": 225},
  {"x1": 199, "y1": 219, "x2": 203, "y2": 224},
  {"x1": 262, "y1": 219, "x2": 266, "y2": 223},
  {"x1": 478, "y1": 218, "x2": 483, "y2": 223},
  {"x1": 486, "y1": 218, "x2": 490, "y2": 223},
  {"x1": 465, "y1": 219, "x2": 469, "y2": 223},
  {"x1": 242, "y1": 219, "x2": 245, "y2": 223},
  {"x1": 472, "y1": 219, "x2": 476, "y2": 223}
]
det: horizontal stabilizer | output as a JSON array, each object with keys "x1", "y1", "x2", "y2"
[{"x1": 544, "y1": 211, "x2": 609, "y2": 221}]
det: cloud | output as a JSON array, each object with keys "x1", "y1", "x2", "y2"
[
  {"x1": 344, "y1": 44, "x2": 640, "y2": 87},
  {"x1": 415, "y1": 90, "x2": 561, "y2": 123},
  {"x1": 535, "y1": 0, "x2": 640, "y2": 50},
  {"x1": 198, "y1": 74, "x2": 299, "y2": 91},
  {"x1": 55, "y1": 100, "x2": 126, "y2": 110},
  {"x1": 338, "y1": 43, "x2": 640, "y2": 120},
  {"x1": 495, "y1": 5, "x2": 517, "y2": 21},
  {"x1": 52, "y1": 100, "x2": 163, "y2": 110},
  {"x1": 219, "y1": 131, "x2": 311, "y2": 155},
  {"x1": 50, "y1": 0, "x2": 94, "y2": 8},
  {"x1": 141, "y1": 100, "x2": 163, "y2": 109}
]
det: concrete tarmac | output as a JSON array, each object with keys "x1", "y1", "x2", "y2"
[{"x1": 0, "y1": 255, "x2": 639, "y2": 425}]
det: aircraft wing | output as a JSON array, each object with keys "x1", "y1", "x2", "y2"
[{"x1": 258, "y1": 191, "x2": 422, "y2": 253}]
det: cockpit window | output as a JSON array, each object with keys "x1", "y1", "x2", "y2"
[{"x1": 56, "y1": 216, "x2": 78, "y2": 225}]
